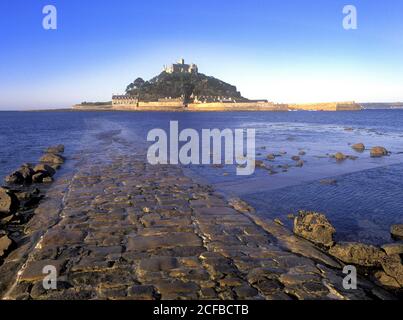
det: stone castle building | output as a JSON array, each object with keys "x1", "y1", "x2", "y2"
[
  {"x1": 112, "y1": 59, "x2": 199, "y2": 106},
  {"x1": 163, "y1": 58, "x2": 198, "y2": 74}
]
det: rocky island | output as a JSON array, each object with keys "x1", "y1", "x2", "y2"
[{"x1": 73, "y1": 59, "x2": 362, "y2": 112}]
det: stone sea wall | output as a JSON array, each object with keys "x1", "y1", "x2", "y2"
[
  {"x1": 73, "y1": 104, "x2": 113, "y2": 110},
  {"x1": 288, "y1": 102, "x2": 362, "y2": 111},
  {"x1": 73, "y1": 101, "x2": 362, "y2": 112},
  {"x1": 187, "y1": 102, "x2": 287, "y2": 111}
]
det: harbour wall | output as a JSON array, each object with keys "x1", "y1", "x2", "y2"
[{"x1": 73, "y1": 101, "x2": 362, "y2": 112}]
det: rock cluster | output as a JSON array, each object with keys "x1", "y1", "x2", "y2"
[
  {"x1": 331, "y1": 152, "x2": 358, "y2": 161},
  {"x1": 5, "y1": 145, "x2": 64, "y2": 185},
  {"x1": 330, "y1": 145, "x2": 391, "y2": 162},
  {"x1": 292, "y1": 211, "x2": 403, "y2": 291},
  {"x1": 253, "y1": 150, "x2": 308, "y2": 175},
  {"x1": 0, "y1": 145, "x2": 65, "y2": 261}
]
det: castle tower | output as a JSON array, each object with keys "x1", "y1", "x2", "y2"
[{"x1": 189, "y1": 63, "x2": 198, "y2": 73}]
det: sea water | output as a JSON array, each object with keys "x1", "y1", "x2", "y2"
[{"x1": 1, "y1": 109, "x2": 402, "y2": 244}]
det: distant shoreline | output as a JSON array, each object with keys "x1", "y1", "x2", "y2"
[{"x1": 2, "y1": 102, "x2": 403, "y2": 112}]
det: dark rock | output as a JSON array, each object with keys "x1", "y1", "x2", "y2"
[
  {"x1": 370, "y1": 146, "x2": 388, "y2": 157},
  {"x1": 291, "y1": 156, "x2": 300, "y2": 161},
  {"x1": 19, "y1": 259, "x2": 66, "y2": 282},
  {"x1": 255, "y1": 160, "x2": 265, "y2": 168},
  {"x1": 0, "y1": 234, "x2": 13, "y2": 257},
  {"x1": 328, "y1": 242, "x2": 386, "y2": 267},
  {"x1": 296, "y1": 160, "x2": 304, "y2": 167},
  {"x1": 0, "y1": 187, "x2": 20, "y2": 215},
  {"x1": 46, "y1": 144, "x2": 65, "y2": 154},
  {"x1": 33, "y1": 164, "x2": 56, "y2": 177},
  {"x1": 40, "y1": 153, "x2": 65, "y2": 164},
  {"x1": 154, "y1": 279, "x2": 200, "y2": 298},
  {"x1": 380, "y1": 254, "x2": 403, "y2": 287},
  {"x1": 298, "y1": 151, "x2": 306, "y2": 156},
  {"x1": 15, "y1": 188, "x2": 41, "y2": 202},
  {"x1": 381, "y1": 243, "x2": 403, "y2": 255},
  {"x1": 50, "y1": 164, "x2": 61, "y2": 171},
  {"x1": 18, "y1": 165, "x2": 34, "y2": 182},
  {"x1": 373, "y1": 271, "x2": 401, "y2": 289},
  {"x1": 32, "y1": 172, "x2": 49, "y2": 183},
  {"x1": 352, "y1": 143, "x2": 365, "y2": 152},
  {"x1": 5, "y1": 171, "x2": 24, "y2": 184},
  {"x1": 126, "y1": 233, "x2": 202, "y2": 252},
  {"x1": 320, "y1": 179, "x2": 337, "y2": 185},
  {"x1": 42, "y1": 176, "x2": 54, "y2": 183},
  {"x1": 5, "y1": 164, "x2": 36, "y2": 184},
  {"x1": 390, "y1": 224, "x2": 403, "y2": 240},
  {"x1": 15, "y1": 192, "x2": 32, "y2": 201},
  {"x1": 274, "y1": 218, "x2": 284, "y2": 226},
  {"x1": 128, "y1": 285, "x2": 157, "y2": 300},
  {"x1": 24, "y1": 195, "x2": 43, "y2": 208},
  {"x1": 293, "y1": 211, "x2": 335, "y2": 247},
  {"x1": 334, "y1": 152, "x2": 347, "y2": 161},
  {"x1": 228, "y1": 198, "x2": 254, "y2": 214},
  {"x1": 138, "y1": 257, "x2": 178, "y2": 272},
  {"x1": 279, "y1": 273, "x2": 322, "y2": 286},
  {"x1": 234, "y1": 285, "x2": 259, "y2": 298},
  {"x1": 1, "y1": 215, "x2": 14, "y2": 225},
  {"x1": 267, "y1": 154, "x2": 276, "y2": 160}
]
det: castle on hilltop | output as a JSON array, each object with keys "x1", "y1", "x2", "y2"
[
  {"x1": 79, "y1": 58, "x2": 364, "y2": 112},
  {"x1": 163, "y1": 58, "x2": 198, "y2": 74}
]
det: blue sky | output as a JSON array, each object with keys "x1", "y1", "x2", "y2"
[{"x1": 0, "y1": 0, "x2": 402, "y2": 109}]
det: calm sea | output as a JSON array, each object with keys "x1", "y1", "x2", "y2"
[{"x1": 1, "y1": 110, "x2": 402, "y2": 245}]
